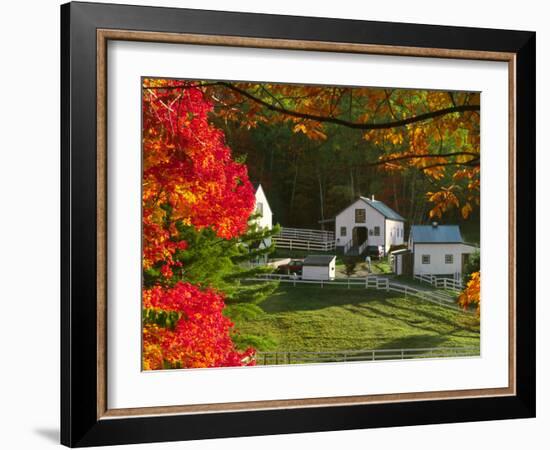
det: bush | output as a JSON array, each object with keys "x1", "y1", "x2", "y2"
[
  {"x1": 342, "y1": 256, "x2": 360, "y2": 277},
  {"x1": 462, "y1": 250, "x2": 480, "y2": 285}
]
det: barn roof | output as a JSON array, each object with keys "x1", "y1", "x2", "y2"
[
  {"x1": 303, "y1": 255, "x2": 336, "y2": 266},
  {"x1": 359, "y1": 197, "x2": 405, "y2": 221},
  {"x1": 410, "y1": 225, "x2": 463, "y2": 243}
]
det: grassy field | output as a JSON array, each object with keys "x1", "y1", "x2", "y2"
[{"x1": 228, "y1": 284, "x2": 480, "y2": 355}]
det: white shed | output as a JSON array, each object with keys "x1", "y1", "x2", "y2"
[
  {"x1": 409, "y1": 224, "x2": 477, "y2": 279},
  {"x1": 334, "y1": 195, "x2": 405, "y2": 256},
  {"x1": 302, "y1": 255, "x2": 337, "y2": 281}
]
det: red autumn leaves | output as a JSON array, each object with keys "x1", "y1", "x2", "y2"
[{"x1": 142, "y1": 79, "x2": 256, "y2": 370}]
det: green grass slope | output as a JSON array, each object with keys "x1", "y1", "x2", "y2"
[{"x1": 229, "y1": 284, "x2": 480, "y2": 354}]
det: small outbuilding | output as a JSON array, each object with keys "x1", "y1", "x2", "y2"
[
  {"x1": 302, "y1": 255, "x2": 337, "y2": 281},
  {"x1": 408, "y1": 223, "x2": 477, "y2": 279},
  {"x1": 391, "y1": 248, "x2": 413, "y2": 276}
]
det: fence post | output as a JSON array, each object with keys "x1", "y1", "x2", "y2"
[
  {"x1": 348, "y1": 277, "x2": 350, "y2": 289},
  {"x1": 401, "y1": 349, "x2": 404, "y2": 359},
  {"x1": 386, "y1": 279, "x2": 389, "y2": 292},
  {"x1": 321, "y1": 280, "x2": 324, "y2": 288},
  {"x1": 290, "y1": 240, "x2": 293, "y2": 250}
]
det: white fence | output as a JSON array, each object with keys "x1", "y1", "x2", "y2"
[
  {"x1": 357, "y1": 239, "x2": 369, "y2": 255},
  {"x1": 273, "y1": 227, "x2": 336, "y2": 251},
  {"x1": 414, "y1": 274, "x2": 463, "y2": 292},
  {"x1": 248, "y1": 274, "x2": 466, "y2": 312},
  {"x1": 256, "y1": 346, "x2": 479, "y2": 365},
  {"x1": 343, "y1": 239, "x2": 353, "y2": 254}
]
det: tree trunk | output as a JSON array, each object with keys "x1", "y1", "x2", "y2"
[
  {"x1": 318, "y1": 171, "x2": 325, "y2": 226},
  {"x1": 289, "y1": 155, "x2": 299, "y2": 215},
  {"x1": 350, "y1": 168, "x2": 355, "y2": 201}
]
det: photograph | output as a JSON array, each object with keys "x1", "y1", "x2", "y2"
[{"x1": 141, "y1": 77, "x2": 481, "y2": 370}]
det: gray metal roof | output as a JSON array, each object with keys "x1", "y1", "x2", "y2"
[
  {"x1": 359, "y1": 197, "x2": 405, "y2": 222},
  {"x1": 303, "y1": 255, "x2": 336, "y2": 266},
  {"x1": 410, "y1": 225, "x2": 463, "y2": 243}
]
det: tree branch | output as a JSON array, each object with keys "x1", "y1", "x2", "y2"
[
  {"x1": 371, "y1": 151, "x2": 479, "y2": 167},
  {"x1": 143, "y1": 82, "x2": 480, "y2": 130}
]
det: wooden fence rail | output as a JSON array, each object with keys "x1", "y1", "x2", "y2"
[
  {"x1": 247, "y1": 274, "x2": 468, "y2": 312},
  {"x1": 272, "y1": 236, "x2": 336, "y2": 251},
  {"x1": 414, "y1": 274, "x2": 463, "y2": 292},
  {"x1": 277, "y1": 226, "x2": 335, "y2": 241},
  {"x1": 256, "y1": 346, "x2": 479, "y2": 365}
]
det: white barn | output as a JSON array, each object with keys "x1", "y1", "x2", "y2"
[
  {"x1": 335, "y1": 196, "x2": 405, "y2": 256},
  {"x1": 406, "y1": 224, "x2": 477, "y2": 278},
  {"x1": 302, "y1": 255, "x2": 337, "y2": 281}
]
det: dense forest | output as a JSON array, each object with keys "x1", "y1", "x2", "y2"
[{"x1": 203, "y1": 81, "x2": 481, "y2": 241}]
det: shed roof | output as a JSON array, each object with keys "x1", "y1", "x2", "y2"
[
  {"x1": 391, "y1": 248, "x2": 411, "y2": 255},
  {"x1": 303, "y1": 255, "x2": 337, "y2": 266},
  {"x1": 359, "y1": 197, "x2": 405, "y2": 221},
  {"x1": 410, "y1": 225, "x2": 463, "y2": 243}
]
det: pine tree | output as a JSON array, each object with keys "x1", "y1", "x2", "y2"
[{"x1": 143, "y1": 207, "x2": 281, "y2": 352}]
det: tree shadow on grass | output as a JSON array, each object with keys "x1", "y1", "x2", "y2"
[
  {"x1": 259, "y1": 285, "x2": 394, "y2": 314},
  {"x1": 345, "y1": 301, "x2": 476, "y2": 338},
  {"x1": 376, "y1": 334, "x2": 449, "y2": 350},
  {"x1": 382, "y1": 298, "x2": 479, "y2": 332}
]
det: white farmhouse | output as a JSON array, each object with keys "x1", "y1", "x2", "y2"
[
  {"x1": 334, "y1": 196, "x2": 405, "y2": 256},
  {"x1": 302, "y1": 255, "x2": 337, "y2": 281},
  {"x1": 251, "y1": 184, "x2": 273, "y2": 264},
  {"x1": 253, "y1": 184, "x2": 273, "y2": 232},
  {"x1": 401, "y1": 223, "x2": 476, "y2": 278}
]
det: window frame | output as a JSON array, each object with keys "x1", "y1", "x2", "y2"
[{"x1": 355, "y1": 208, "x2": 366, "y2": 223}]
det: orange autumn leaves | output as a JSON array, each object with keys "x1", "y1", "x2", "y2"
[
  {"x1": 142, "y1": 78, "x2": 256, "y2": 369},
  {"x1": 205, "y1": 83, "x2": 480, "y2": 220},
  {"x1": 458, "y1": 271, "x2": 481, "y2": 316}
]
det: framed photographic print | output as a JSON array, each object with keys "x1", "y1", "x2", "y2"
[{"x1": 60, "y1": 1, "x2": 536, "y2": 447}]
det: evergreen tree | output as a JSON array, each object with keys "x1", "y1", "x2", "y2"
[{"x1": 143, "y1": 207, "x2": 281, "y2": 352}]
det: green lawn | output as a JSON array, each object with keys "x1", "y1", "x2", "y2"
[{"x1": 228, "y1": 284, "x2": 479, "y2": 355}]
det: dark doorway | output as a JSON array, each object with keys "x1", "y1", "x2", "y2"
[{"x1": 353, "y1": 226, "x2": 368, "y2": 246}]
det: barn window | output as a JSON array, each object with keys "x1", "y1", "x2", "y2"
[
  {"x1": 340, "y1": 226, "x2": 347, "y2": 237},
  {"x1": 422, "y1": 255, "x2": 430, "y2": 264},
  {"x1": 256, "y1": 202, "x2": 263, "y2": 217},
  {"x1": 369, "y1": 229, "x2": 373, "y2": 236},
  {"x1": 374, "y1": 226, "x2": 380, "y2": 236},
  {"x1": 445, "y1": 254, "x2": 454, "y2": 264},
  {"x1": 355, "y1": 208, "x2": 366, "y2": 223}
]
